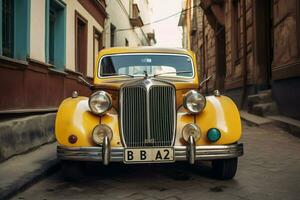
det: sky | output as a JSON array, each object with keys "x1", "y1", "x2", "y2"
[{"x1": 149, "y1": 0, "x2": 183, "y2": 48}]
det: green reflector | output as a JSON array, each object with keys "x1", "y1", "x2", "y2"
[{"x1": 207, "y1": 128, "x2": 221, "y2": 142}]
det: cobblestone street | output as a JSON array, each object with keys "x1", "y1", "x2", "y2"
[{"x1": 11, "y1": 123, "x2": 300, "y2": 200}]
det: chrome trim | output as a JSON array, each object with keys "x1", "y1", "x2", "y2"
[
  {"x1": 214, "y1": 90, "x2": 221, "y2": 97},
  {"x1": 72, "y1": 91, "x2": 78, "y2": 98},
  {"x1": 187, "y1": 136, "x2": 195, "y2": 164},
  {"x1": 57, "y1": 143, "x2": 244, "y2": 162},
  {"x1": 120, "y1": 78, "x2": 176, "y2": 147},
  {"x1": 102, "y1": 136, "x2": 110, "y2": 165},
  {"x1": 98, "y1": 53, "x2": 195, "y2": 79}
]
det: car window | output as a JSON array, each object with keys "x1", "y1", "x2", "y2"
[{"x1": 99, "y1": 54, "x2": 194, "y2": 78}]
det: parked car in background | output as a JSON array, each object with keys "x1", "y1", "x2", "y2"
[{"x1": 55, "y1": 47, "x2": 243, "y2": 180}]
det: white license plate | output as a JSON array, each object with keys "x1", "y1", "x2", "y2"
[{"x1": 124, "y1": 147, "x2": 174, "y2": 163}]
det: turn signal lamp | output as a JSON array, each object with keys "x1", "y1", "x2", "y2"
[{"x1": 68, "y1": 134, "x2": 78, "y2": 144}]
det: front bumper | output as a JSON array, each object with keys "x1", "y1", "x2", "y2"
[{"x1": 57, "y1": 142, "x2": 243, "y2": 164}]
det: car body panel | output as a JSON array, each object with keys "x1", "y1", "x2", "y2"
[
  {"x1": 55, "y1": 47, "x2": 243, "y2": 165},
  {"x1": 56, "y1": 95, "x2": 241, "y2": 147}
]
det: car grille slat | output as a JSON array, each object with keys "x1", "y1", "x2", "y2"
[{"x1": 121, "y1": 83, "x2": 175, "y2": 147}]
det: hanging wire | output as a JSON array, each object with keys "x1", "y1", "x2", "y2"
[{"x1": 113, "y1": 4, "x2": 200, "y2": 33}]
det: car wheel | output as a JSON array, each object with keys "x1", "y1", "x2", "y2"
[
  {"x1": 212, "y1": 158, "x2": 238, "y2": 180},
  {"x1": 61, "y1": 160, "x2": 85, "y2": 181}
]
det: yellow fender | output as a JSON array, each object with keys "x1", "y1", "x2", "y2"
[
  {"x1": 56, "y1": 95, "x2": 241, "y2": 147},
  {"x1": 176, "y1": 95, "x2": 242, "y2": 145}
]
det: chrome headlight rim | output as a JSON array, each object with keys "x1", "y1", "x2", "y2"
[
  {"x1": 92, "y1": 124, "x2": 113, "y2": 145},
  {"x1": 182, "y1": 123, "x2": 202, "y2": 142},
  {"x1": 88, "y1": 90, "x2": 112, "y2": 115},
  {"x1": 183, "y1": 90, "x2": 206, "y2": 114}
]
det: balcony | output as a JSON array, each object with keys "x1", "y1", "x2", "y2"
[
  {"x1": 147, "y1": 32, "x2": 156, "y2": 45},
  {"x1": 129, "y1": 3, "x2": 143, "y2": 27}
]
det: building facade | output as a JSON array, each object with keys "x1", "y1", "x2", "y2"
[
  {"x1": 105, "y1": 0, "x2": 156, "y2": 47},
  {"x1": 180, "y1": 0, "x2": 300, "y2": 120},
  {"x1": 0, "y1": 0, "x2": 155, "y2": 114},
  {"x1": 0, "y1": 0, "x2": 155, "y2": 161}
]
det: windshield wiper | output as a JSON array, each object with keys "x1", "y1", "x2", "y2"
[
  {"x1": 101, "y1": 73, "x2": 135, "y2": 78},
  {"x1": 153, "y1": 71, "x2": 193, "y2": 77}
]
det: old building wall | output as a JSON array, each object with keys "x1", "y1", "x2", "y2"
[
  {"x1": 272, "y1": 0, "x2": 299, "y2": 80},
  {"x1": 203, "y1": 19, "x2": 217, "y2": 91},
  {"x1": 184, "y1": 0, "x2": 300, "y2": 119},
  {"x1": 106, "y1": 0, "x2": 155, "y2": 48},
  {"x1": 272, "y1": 0, "x2": 300, "y2": 119},
  {"x1": 224, "y1": 0, "x2": 254, "y2": 90}
]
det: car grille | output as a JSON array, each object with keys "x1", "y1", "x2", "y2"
[{"x1": 121, "y1": 83, "x2": 175, "y2": 147}]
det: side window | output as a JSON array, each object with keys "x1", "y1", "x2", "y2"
[
  {"x1": 2, "y1": 0, "x2": 14, "y2": 57},
  {"x1": 75, "y1": 11, "x2": 88, "y2": 75},
  {"x1": 46, "y1": 0, "x2": 66, "y2": 69},
  {"x1": 1, "y1": 0, "x2": 30, "y2": 60}
]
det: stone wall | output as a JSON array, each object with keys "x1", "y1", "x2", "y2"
[{"x1": 0, "y1": 113, "x2": 56, "y2": 162}]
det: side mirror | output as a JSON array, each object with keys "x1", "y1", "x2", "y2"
[
  {"x1": 78, "y1": 76, "x2": 94, "y2": 89},
  {"x1": 200, "y1": 75, "x2": 213, "y2": 87}
]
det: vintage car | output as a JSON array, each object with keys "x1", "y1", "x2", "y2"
[{"x1": 55, "y1": 47, "x2": 243, "y2": 180}]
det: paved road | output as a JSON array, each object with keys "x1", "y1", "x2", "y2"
[{"x1": 11, "y1": 123, "x2": 300, "y2": 200}]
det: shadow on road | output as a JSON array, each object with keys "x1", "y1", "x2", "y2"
[{"x1": 58, "y1": 161, "x2": 216, "y2": 182}]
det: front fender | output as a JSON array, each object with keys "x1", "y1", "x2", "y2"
[
  {"x1": 175, "y1": 95, "x2": 242, "y2": 145},
  {"x1": 55, "y1": 97, "x2": 122, "y2": 147},
  {"x1": 55, "y1": 97, "x2": 99, "y2": 147}
]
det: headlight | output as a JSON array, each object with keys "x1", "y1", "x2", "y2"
[
  {"x1": 183, "y1": 90, "x2": 206, "y2": 114},
  {"x1": 182, "y1": 123, "x2": 201, "y2": 142},
  {"x1": 88, "y1": 91, "x2": 112, "y2": 115},
  {"x1": 92, "y1": 124, "x2": 113, "y2": 145}
]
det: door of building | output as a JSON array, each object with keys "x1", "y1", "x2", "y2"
[{"x1": 254, "y1": 0, "x2": 273, "y2": 90}]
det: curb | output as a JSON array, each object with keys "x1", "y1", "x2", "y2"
[{"x1": 240, "y1": 111, "x2": 274, "y2": 126}]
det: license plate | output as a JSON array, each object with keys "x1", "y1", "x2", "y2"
[{"x1": 124, "y1": 147, "x2": 174, "y2": 163}]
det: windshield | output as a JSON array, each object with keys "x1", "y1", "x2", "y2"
[{"x1": 99, "y1": 54, "x2": 194, "y2": 78}]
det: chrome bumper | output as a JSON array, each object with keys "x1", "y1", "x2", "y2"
[{"x1": 57, "y1": 141, "x2": 243, "y2": 165}]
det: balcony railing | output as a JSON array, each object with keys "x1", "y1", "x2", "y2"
[{"x1": 130, "y1": 3, "x2": 143, "y2": 27}]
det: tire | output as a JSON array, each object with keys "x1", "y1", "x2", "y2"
[
  {"x1": 212, "y1": 158, "x2": 238, "y2": 180},
  {"x1": 61, "y1": 160, "x2": 85, "y2": 181}
]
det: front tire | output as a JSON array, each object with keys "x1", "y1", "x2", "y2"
[
  {"x1": 212, "y1": 158, "x2": 238, "y2": 180},
  {"x1": 61, "y1": 160, "x2": 85, "y2": 181}
]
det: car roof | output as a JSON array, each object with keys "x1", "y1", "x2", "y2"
[{"x1": 99, "y1": 47, "x2": 195, "y2": 57}]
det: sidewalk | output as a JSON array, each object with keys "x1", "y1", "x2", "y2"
[
  {"x1": 240, "y1": 110, "x2": 300, "y2": 138},
  {"x1": 0, "y1": 142, "x2": 59, "y2": 200}
]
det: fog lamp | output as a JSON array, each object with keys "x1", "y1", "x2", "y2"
[
  {"x1": 92, "y1": 124, "x2": 113, "y2": 145},
  {"x1": 182, "y1": 123, "x2": 201, "y2": 142},
  {"x1": 207, "y1": 128, "x2": 221, "y2": 142}
]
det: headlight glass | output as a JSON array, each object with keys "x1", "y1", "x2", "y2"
[
  {"x1": 92, "y1": 124, "x2": 113, "y2": 145},
  {"x1": 88, "y1": 91, "x2": 112, "y2": 115},
  {"x1": 182, "y1": 123, "x2": 201, "y2": 142},
  {"x1": 183, "y1": 90, "x2": 206, "y2": 114}
]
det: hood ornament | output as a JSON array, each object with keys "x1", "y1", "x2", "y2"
[{"x1": 143, "y1": 70, "x2": 149, "y2": 79}]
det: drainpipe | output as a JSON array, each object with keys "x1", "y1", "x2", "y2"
[
  {"x1": 202, "y1": 10, "x2": 208, "y2": 94},
  {"x1": 241, "y1": 0, "x2": 248, "y2": 108}
]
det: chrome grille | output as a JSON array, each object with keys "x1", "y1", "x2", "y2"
[
  {"x1": 149, "y1": 86, "x2": 175, "y2": 146},
  {"x1": 121, "y1": 81, "x2": 176, "y2": 147},
  {"x1": 122, "y1": 87, "x2": 147, "y2": 147}
]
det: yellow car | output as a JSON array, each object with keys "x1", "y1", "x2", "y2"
[{"x1": 56, "y1": 47, "x2": 243, "y2": 180}]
